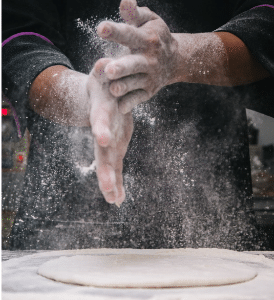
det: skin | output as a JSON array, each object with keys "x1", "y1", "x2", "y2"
[
  {"x1": 97, "y1": 0, "x2": 270, "y2": 114},
  {"x1": 29, "y1": 60, "x2": 133, "y2": 205},
  {"x1": 29, "y1": 0, "x2": 270, "y2": 205}
]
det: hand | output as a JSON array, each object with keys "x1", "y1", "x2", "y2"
[
  {"x1": 97, "y1": 0, "x2": 179, "y2": 114},
  {"x1": 29, "y1": 60, "x2": 133, "y2": 206},
  {"x1": 87, "y1": 58, "x2": 134, "y2": 205},
  {"x1": 97, "y1": 0, "x2": 270, "y2": 100}
]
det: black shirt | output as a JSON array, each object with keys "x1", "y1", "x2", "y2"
[{"x1": 2, "y1": 0, "x2": 274, "y2": 250}]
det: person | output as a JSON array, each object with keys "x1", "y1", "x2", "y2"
[{"x1": 2, "y1": 0, "x2": 274, "y2": 250}]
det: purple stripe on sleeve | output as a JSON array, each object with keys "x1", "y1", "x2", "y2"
[
  {"x1": 251, "y1": 4, "x2": 274, "y2": 9},
  {"x1": 2, "y1": 32, "x2": 53, "y2": 47}
]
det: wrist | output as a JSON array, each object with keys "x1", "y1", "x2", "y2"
[
  {"x1": 169, "y1": 32, "x2": 230, "y2": 86},
  {"x1": 165, "y1": 34, "x2": 181, "y2": 86},
  {"x1": 170, "y1": 32, "x2": 270, "y2": 87}
]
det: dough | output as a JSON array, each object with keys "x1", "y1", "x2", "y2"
[{"x1": 37, "y1": 249, "x2": 257, "y2": 288}]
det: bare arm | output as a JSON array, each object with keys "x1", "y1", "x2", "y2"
[
  {"x1": 214, "y1": 31, "x2": 270, "y2": 86},
  {"x1": 171, "y1": 31, "x2": 270, "y2": 86},
  {"x1": 29, "y1": 65, "x2": 90, "y2": 127}
]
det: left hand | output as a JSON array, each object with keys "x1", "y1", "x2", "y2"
[
  {"x1": 97, "y1": 0, "x2": 179, "y2": 114},
  {"x1": 88, "y1": 58, "x2": 134, "y2": 205}
]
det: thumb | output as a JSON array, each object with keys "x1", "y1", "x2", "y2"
[
  {"x1": 119, "y1": 0, "x2": 158, "y2": 27},
  {"x1": 89, "y1": 58, "x2": 116, "y2": 147},
  {"x1": 91, "y1": 58, "x2": 112, "y2": 83}
]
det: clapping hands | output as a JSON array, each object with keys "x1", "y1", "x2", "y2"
[{"x1": 92, "y1": 0, "x2": 176, "y2": 205}]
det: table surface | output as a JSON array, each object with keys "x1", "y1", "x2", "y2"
[
  {"x1": 2, "y1": 249, "x2": 274, "y2": 261},
  {"x1": 2, "y1": 249, "x2": 274, "y2": 300}
]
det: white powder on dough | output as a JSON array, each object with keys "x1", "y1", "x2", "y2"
[{"x1": 37, "y1": 249, "x2": 258, "y2": 288}]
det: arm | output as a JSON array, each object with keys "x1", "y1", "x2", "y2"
[
  {"x1": 96, "y1": 0, "x2": 272, "y2": 114},
  {"x1": 28, "y1": 62, "x2": 133, "y2": 206},
  {"x1": 29, "y1": 65, "x2": 91, "y2": 127},
  {"x1": 171, "y1": 31, "x2": 270, "y2": 87},
  {"x1": 2, "y1": 0, "x2": 74, "y2": 136}
]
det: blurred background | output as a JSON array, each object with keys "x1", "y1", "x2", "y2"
[
  {"x1": 2, "y1": 96, "x2": 31, "y2": 249},
  {"x1": 246, "y1": 109, "x2": 274, "y2": 250},
  {"x1": 2, "y1": 97, "x2": 274, "y2": 249}
]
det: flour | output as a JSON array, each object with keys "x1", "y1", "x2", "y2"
[
  {"x1": 11, "y1": 5, "x2": 267, "y2": 252},
  {"x1": 37, "y1": 250, "x2": 258, "y2": 288},
  {"x1": 76, "y1": 16, "x2": 128, "y2": 60},
  {"x1": 75, "y1": 160, "x2": 96, "y2": 175}
]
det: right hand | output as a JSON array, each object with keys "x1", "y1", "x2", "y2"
[
  {"x1": 96, "y1": 0, "x2": 179, "y2": 114},
  {"x1": 87, "y1": 58, "x2": 134, "y2": 205}
]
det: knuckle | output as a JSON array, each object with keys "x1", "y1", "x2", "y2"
[
  {"x1": 94, "y1": 58, "x2": 109, "y2": 72},
  {"x1": 144, "y1": 29, "x2": 160, "y2": 46},
  {"x1": 97, "y1": 21, "x2": 113, "y2": 38},
  {"x1": 151, "y1": 35, "x2": 160, "y2": 46},
  {"x1": 149, "y1": 57, "x2": 158, "y2": 69},
  {"x1": 93, "y1": 60, "x2": 106, "y2": 77},
  {"x1": 115, "y1": 81, "x2": 127, "y2": 96}
]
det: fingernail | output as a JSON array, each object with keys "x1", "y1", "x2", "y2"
[
  {"x1": 98, "y1": 23, "x2": 112, "y2": 38},
  {"x1": 115, "y1": 202, "x2": 121, "y2": 208}
]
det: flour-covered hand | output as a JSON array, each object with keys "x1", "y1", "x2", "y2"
[
  {"x1": 97, "y1": 0, "x2": 178, "y2": 114},
  {"x1": 87, "y1": 58, "x2": 133, "y2": 205}
]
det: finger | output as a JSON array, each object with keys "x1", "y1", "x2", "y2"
[
  {"x1": 91, "y1": 58, "x2": 112, "y2": 82},
  {"x1": 89, "y1": 59, "x2": 118, "y2": 147},
  {"x1": 112, "y1": 112, "x2": 134, "y2": 205},
  {"x1": 123, "y1": 112, "x2": 134, "y2": 141},
  {"x1": 95, "y1": 139, "x2": 126, "y2": 205},
  {"x1": 105, "y1": 54, "x2": 149, "y2": 80},
  {"x1": 97, "y1": 163, "x2": 116, "y2": 193},
  {"x1": 114, "y1": 160, "x2": 126, "y2": 205},
  {"x1": 94, "y1": 142, "x2": 117, "y2": 201},
  {"x1": 120, "y1": 0, "x2": 158, "y2": 27},
  {"x1": 90, "y1": 87, "x2": 117, "y2": 148},
  {"x1": 92, "y1": 109, "x2": 113, "y2": 147},
  {"x1": 119, "y1": 0, "x2": 138, "y2": 26},
  {"x1": 119, "y1": 89, "x2": 150, "y2": 114},
  {"x1": 109, "y1": 73, "x2": 149, "y2": 97},
  {"x1": 135, "y1": 7, "x2": 159, "y2": 26},
  {"x1": 114, "y1": 177, "x2": 126, "y2": 205},
  {"x1": 87, "y1": 58, "x2": 112, "y2": 97},
  {"x1": 97, "y1": 21, "x2": 147, "y2": 49},
  {"x1": 103, "y1": 189, "x2": 119, "y2": 204}
]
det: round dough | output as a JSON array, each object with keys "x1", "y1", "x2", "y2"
[{"x1": 38, "y1": 252, "x2": 257, "y2": 288}]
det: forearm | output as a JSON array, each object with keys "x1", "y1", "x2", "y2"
[
  {"x1": 29, "y1": 65, "x2": 91, "y2": 127},
  {"x1": 170, "y1": 32, "x2": 270, "y2": 86}
]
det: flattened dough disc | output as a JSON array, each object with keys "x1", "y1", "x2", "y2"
[{"x1": 38, "y1": 251, "x2": 257, "y2": 288}]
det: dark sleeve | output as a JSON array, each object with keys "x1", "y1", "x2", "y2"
[
  {"x1": 214, "y1": 1, "x2": 274, "y2": 118},
  {"x1": 2, "y1": 0, "x2": 74, "y2": 137},
  {"x1": 214, "y1": 1, "x2": 274, "y2": 76}
]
